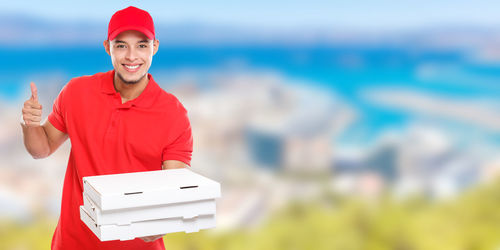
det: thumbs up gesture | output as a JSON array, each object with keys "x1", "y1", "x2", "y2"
[{"x1": 22, "y1": 82, "x2": 43, "y2": 127}]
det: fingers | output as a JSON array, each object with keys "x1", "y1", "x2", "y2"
[
  {"x1": 23, "y1": 114, "x2": 42, "y2": 123},
  {"x1": 22, "y1": 110, "x2": 42, "y2": 123},
  {"x1": 22, "y1": 84, "x2": 43, "y2": 127},
  {"x1": 22, "y1": 107, "x2": 42, "y2": 117},
  {"x1": 142, "y1": 237, "x2": 152, "y2": 242},
  {"x1": 30, "y1": 82, "x2": 38, "y2": 102},
  {"x1": 140, "y1": 236, "x2": 154, "y2": 242},
  {"x1": 140, "y1": 234, "x2": 164, "y2": 242},
  {"x1": 24, "y1": 101, "x2": 42, "y2": 109},
  {"x1": 22, "y1": 114, "x2": 42, "y2": 127}
]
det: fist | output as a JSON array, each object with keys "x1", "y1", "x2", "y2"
[{"x1": 22, "y1": 82, "x2": 43, "y2": 127}]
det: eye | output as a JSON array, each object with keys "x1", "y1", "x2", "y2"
[
  {"x1": 116, "y1": 44, "x2": 126, "y2": 49},
  {"x1": 138, "y1": 44, "x2": 148, "y2": 48}
]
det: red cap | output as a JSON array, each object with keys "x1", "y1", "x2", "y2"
[{"x1": 107, "y1": 6, "x2": 155, "y2": 41}]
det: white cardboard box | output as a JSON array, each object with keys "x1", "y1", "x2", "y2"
[
  {"x1": 80, "y1": 168, "x2": 221, "y2": 241},
  {"x1": 83, "y1": 168, "x2": 221, "y2": 211},
  {"x1": 80, "y1": 206, "x2": 216, "y2": 241},
  {"x1": 83, "y1": 194, "x2": 216, "y2": 226}
]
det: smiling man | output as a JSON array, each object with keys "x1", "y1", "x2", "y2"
[{"x1": 20, "y1": 6, "x2": 192, "y2": 250}]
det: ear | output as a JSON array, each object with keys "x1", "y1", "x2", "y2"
[
  {"x1": 152, "y1": 39, "x2": 159, "y2": 56},
  {"x1": 103, "y1": 40, "x2": 111, "y2": 55}
]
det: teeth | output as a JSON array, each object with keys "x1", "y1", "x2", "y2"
[{"x1": 125, "y1": 65, "x2": 139, "y2": 69}]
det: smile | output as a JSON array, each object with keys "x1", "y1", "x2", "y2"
[
  {"x1": 123, "y1": 64, "x2": 142, "y2": 72},
  {"x1": 125, "y1": 65, "x2": 139, "y2": 69}
]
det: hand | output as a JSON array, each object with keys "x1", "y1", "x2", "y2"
[
  {"x1": 139, "y1": 234, "x2": 165, "y2": 242},
  {"x1": 22, "y1": 82, "x2": 42, "y2": 127}
]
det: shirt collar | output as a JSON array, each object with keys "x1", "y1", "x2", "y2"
[{"x1": 100, "y1": 70, "x2": 161, "y2": 108}]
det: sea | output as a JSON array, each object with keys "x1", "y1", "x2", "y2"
[{"x1": 2, "y1": 45, "x2": 500, "y2": 146}]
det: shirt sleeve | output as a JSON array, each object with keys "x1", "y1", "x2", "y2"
[
  {"x1": 47, "y1": 84, "x2": 68, "y2": 134},
  {"x1": 162, "y1": 109, "x2": 193, "y2": 166}
]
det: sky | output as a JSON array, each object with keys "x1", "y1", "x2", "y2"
[{"x1": 2, "y1": 0, "x2": 500, "y2": 30}]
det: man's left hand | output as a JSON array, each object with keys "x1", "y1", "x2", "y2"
[{"x1": 139, "y1": 234, "x2": 165, "y2": 242}]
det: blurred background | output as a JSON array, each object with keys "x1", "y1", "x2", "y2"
[{"x1": 2, "y1": 0, "x2": 500, "y2": 249}]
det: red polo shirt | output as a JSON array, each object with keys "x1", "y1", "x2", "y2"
[{"x1": 48, "y1": 70, "x2": 193, "y2": 250}]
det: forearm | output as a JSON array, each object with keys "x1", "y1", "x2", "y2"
[
  {"x1": 162, "y1": 160, "x2": 188, "y2": 170},
  {"x1": 21, "y1": 124, "x2": 51, "y2": 159}
]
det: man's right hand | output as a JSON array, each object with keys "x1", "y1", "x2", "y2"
[
  {"x1": 22, "y1": 82, "x2": 43, "y2": 127},
  {"x1": 21, "y1": 82, "x2": 68, "y2": 159}
]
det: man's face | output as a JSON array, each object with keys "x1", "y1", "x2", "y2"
[{"x1": 104, "y1": 30, "x2": 159, "y2": 85}]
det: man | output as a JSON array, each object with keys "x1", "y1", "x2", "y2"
[{"x1": 20, "y1": 6, "x2": 193, "y2": 250}]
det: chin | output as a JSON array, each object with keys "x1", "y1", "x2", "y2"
[{"x1": 117, "y1": 72, "x2": 146, "y2": 85}]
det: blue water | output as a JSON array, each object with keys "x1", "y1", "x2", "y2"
[{"x1": 2, "y1": 45, "x2": 500, "y2": 143}]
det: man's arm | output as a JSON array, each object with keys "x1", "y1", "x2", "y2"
[
  {"x1": 162, "y1": 160, "x2": 188, "y2": 170},
  {"x1": 21, "y1": 82, "x2": 68, "y2": 159}
]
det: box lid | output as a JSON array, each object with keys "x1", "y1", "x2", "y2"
[{"x1": 83, "y1": 168, "x2": 221, "y2": 211}]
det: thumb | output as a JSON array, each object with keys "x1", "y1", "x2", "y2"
[{"x1": 30, "y1": 82, "x2": 38, "y2": 102}]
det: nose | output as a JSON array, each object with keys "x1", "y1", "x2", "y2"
[{"x1": 125, "y1": 47, "x2": 138, "y2": 61}]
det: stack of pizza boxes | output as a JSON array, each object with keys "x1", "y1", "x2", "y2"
[{"x1": 80, "y1": 168, "x2": 221, "y2": 241}]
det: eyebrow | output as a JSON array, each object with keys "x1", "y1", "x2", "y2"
[{"x1": 114, "y1": 40, "x2": 150, "y2": 44}]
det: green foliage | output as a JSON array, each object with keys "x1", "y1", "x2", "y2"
[
  {"x1": 164, "y1": 181, "x2": 500, "y2": 250},
  {"x1": 0, "y1": 217, "x2": 55, "y2": 250},
  {"x1": 2, "y1": 180, "x2": 500, "y2": 250}
]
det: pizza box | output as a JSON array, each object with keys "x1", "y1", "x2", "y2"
[
  {"x1": 82, "y1": 168, "x2": 221, "y2": 211},
  {"x1": 83, "y1": 193, "x2": 216, "y2": 226},
  {"x1": 80, "y1": 206, "x2": 216, "y2": 241}
]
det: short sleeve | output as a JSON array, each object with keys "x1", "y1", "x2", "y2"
[
  {"x1": 48, "y1": 84, "x2": 68, "y2": 133},
  {"x1": 162, "y1": 109, "x2": 193, "y2": 166}
]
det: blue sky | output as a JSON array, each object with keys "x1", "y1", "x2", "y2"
[{"x1": 2, "y1": 0, "x2": 500, "y2": 30}]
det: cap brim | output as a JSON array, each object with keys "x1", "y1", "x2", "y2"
[{"x1": 108, "y1": 26, "x2": 155, "y2": 41}]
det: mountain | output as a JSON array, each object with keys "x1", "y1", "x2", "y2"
[{"x1": 2, "y1": 14, "x2": 500, "y2": 49}]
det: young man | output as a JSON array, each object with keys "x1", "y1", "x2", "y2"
[{"x1": 20, "y1": 6, "x2": 193, "y2": 250}]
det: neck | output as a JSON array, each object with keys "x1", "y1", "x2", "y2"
[{"x1": 113, "y1": 73, "x2": 149, "y2": 103}]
